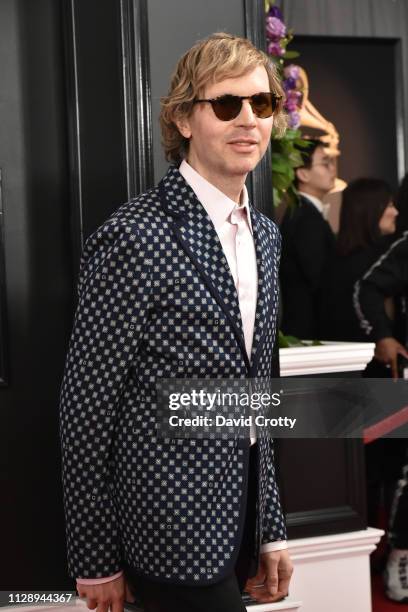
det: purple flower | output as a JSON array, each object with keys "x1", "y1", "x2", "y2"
[
  {"x1": 287, "y1": 111, "x2": 301, "y2": 129},
  {"x1": 266, "y1": 16, "x2": 286, "y2": 41},
  {"x1": 285, "y1": 90, "x2": 301, "y2": 112},
  {"x1": 267, "y1": 5, "x2": 283, "y2": 20},
  {"x1": 285, "y1": 97, "x2": 298, "y2": 112},
  {"x1": 286, "y1": 89, "x2": 301, "y2": 102},
  {"x1": 284, "y1": 64, "x2": 300, "y2": 80},
  {"x1": 267, "y1": 41, "x2": 285, "y2": 57},
  {"x1": 283, "y1": 77, "x2": 296, "y2": 91}
]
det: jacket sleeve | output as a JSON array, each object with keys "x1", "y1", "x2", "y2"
[
  {"x1": 59, "y1": 220, "x2": 151, "y2": 579},
  {"x1": 354, "y1": 236, "x2": 408, "y2": 341},
  {"x1": 261, "y1": 439, "x2": 287, "y2": 544}
]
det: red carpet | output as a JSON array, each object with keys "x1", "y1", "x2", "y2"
[{"x1": 372, "y1": 574, "x2": 408, "y2": 611}]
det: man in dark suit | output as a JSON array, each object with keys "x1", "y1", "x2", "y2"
[
  {"x1": 280, "y1": 139, "x2": 336, "y2": 339},
  {"x1": 59, "y1": 33, "x2": 292, "y2": 612}
]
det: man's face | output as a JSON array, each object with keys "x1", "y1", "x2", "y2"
[
  {"x1": 297, "y1": 145, "x2": 336, "y2": 199},
  {"x1": 177, "y1": 66, "x2": 274, "y2": 191}
]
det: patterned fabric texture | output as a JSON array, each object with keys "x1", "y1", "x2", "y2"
[{"x1": 59, "y1": 166, "x2": 286, "y2": 585}]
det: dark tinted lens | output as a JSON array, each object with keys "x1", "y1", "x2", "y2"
[
  {"x1": 211, "y1": 95, "x2": 242, "y2": 121},
  {"x1": 250, "y1": 93, "x2": 274, "y2": 118}
]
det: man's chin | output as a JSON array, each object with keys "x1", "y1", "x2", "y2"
[{"x1": 231, "y1": 157, "x2": 260, "y2": 175}]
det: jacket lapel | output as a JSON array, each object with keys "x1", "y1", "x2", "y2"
[
  {"x1": 248, "y1": 206, "x2": 277, "y2": 370},
  {"x1": 158, "y1": 166, "x2": 250, "y2": 370}
]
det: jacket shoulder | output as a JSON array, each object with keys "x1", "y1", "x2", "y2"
[{"x1": 85, "y1": 186, "x2": 162, "y2": 246}]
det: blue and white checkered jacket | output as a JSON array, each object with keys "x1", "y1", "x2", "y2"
[{"x1": 59, "y1": 166, "x2": 286, "y2": 585}]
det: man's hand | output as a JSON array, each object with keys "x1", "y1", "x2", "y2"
[
  {"x1": 77, "y1": 574, "x2": 135, "y2": 612},
  {"x1": 375, "y1": 337, "x2": 408, "y2": 380},
  {"x1": 244, "y1": 549, "x2": 293, "y2": 603}
]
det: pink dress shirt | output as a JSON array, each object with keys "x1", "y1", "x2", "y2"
[{"x1": 76, "y1": 161, "x2": 287, "y2": 586}]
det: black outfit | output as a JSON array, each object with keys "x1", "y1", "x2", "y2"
[
  {"x1": 124, "y1": 443, "x2": 259, "y2": 612},
  {"x1": 320, "y1": 238, "x2": 392, "y2": 342},
  {"x1": 356, "y1": 234, "x2": 408, "y2": 551},
  {"x1": 280, "y1": 195, "x2": 335, "y2": 339},
  {"x1": 355, "y1": 233, "x2": 408, "y2": 343}
]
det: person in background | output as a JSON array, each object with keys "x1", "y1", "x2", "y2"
[
  {"x1": 320, "y1": 178, "x2": 400, "y2": 585},
  {"x1": 280, "y1": 139, "x2": 335, "y2": 339},
  {"x1": 320, "y1": 178, "x2": 398, "y2": 342},
  {"x1": 355, "y1": 212, "x2": 408, "y2": 603}
]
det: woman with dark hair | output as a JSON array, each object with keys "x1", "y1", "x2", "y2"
[{"x1": 320, "y1": 177, "x2": 398, "y2": 341}]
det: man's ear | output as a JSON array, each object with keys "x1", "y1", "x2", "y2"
[
  {"x1": 295, "y1": 167, "x2": 309, "y2": 186},
  {"x1": 175, "y1": 115, "x2": 192, "y2": 139}
]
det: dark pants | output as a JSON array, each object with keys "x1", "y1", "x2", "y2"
[{"x1": 124, "y1": 443, "x2": 259, "y2": 612}]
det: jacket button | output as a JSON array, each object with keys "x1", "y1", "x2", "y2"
[{"x1": 129, "y1": 324, "x2": 135, "y2": 330}]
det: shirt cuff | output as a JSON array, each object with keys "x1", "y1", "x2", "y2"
[
  {"x1": 260, "y1": 540, "x2": 288, "y2": 554},
  {"x1": 76, "y1": 570, "x2": 123, "y2": 586}
]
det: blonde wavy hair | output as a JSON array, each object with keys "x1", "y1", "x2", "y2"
[{"x1": 160, "y1": 32, "x2": 287, "y2": 163}]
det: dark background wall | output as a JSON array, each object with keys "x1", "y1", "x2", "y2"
[
  {"x1": 0, "y1": 0, "x2": 73, "y2": 590},
  {"x1": 279, "y1": 0, "x2": 407, "y2": 181},
  {"x1": 147, "y1": 0, "x2": 245, "y2": 182},
  {"x1": 294, "y1": 36, "x2": 400, "y2": 190}
]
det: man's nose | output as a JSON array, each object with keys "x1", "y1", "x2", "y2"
[{"x1": 236, "y1": 100, "x2": 257, "y2": 125}]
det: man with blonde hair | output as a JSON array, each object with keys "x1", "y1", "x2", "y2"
[{"x1": 60, "y1": 32, "x2": 292, "y2": 612}]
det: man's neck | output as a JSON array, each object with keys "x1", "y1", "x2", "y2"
[
  {"x1": 185, "y1": 158, "x2": 245, "y2": 204},
  {"x1": 298, "y1": 186, "x2": 326, "y2": 202}
]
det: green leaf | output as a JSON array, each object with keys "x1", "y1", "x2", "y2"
[
  {"x1": 273, "y1": 172, "x2": 291, "y2": 190},
  {"x1": 273, "y1": 187, "x2": 282, "y2": 207},
  {"x1": 280, "y1": 129, "x2": 299, "y2": 141},
  {"x1": 283, "y1": 50, "x2": 300, "y2": 59},
  {"x1": 279, "y1": 333, "x2": 304, "y2": 348},
  {"x1": 278, "y1": 330, "x2": 290, "y2": 348},
  {"x1": 296, "y1": 138, "x2": 314, "y2": 150},
  {"x1": 288, "y1": 151, "x2": 304, "y2": 166},
  {"x1": 271, "y1": 155, "x2": 290, "y2": 173}
]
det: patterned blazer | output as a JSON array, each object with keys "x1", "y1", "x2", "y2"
[{"x1": 59, "y1": 166, "x2": 286, "y2": 586}]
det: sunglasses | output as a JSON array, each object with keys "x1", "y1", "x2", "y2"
[{"x1": 193, "y1": 92, "x2": 282, "y2": 121}]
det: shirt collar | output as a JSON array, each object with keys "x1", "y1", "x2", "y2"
[
  {"x1": 179, "y1": 160, "x2": 253, "y2": 233},
  {"x1": 298, "y1": 191, "x2": 324, "y2": 215}
]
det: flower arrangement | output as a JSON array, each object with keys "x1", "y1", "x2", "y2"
[{"x1": 265, "y1": 1, "x2": 310, "y2": 207}]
